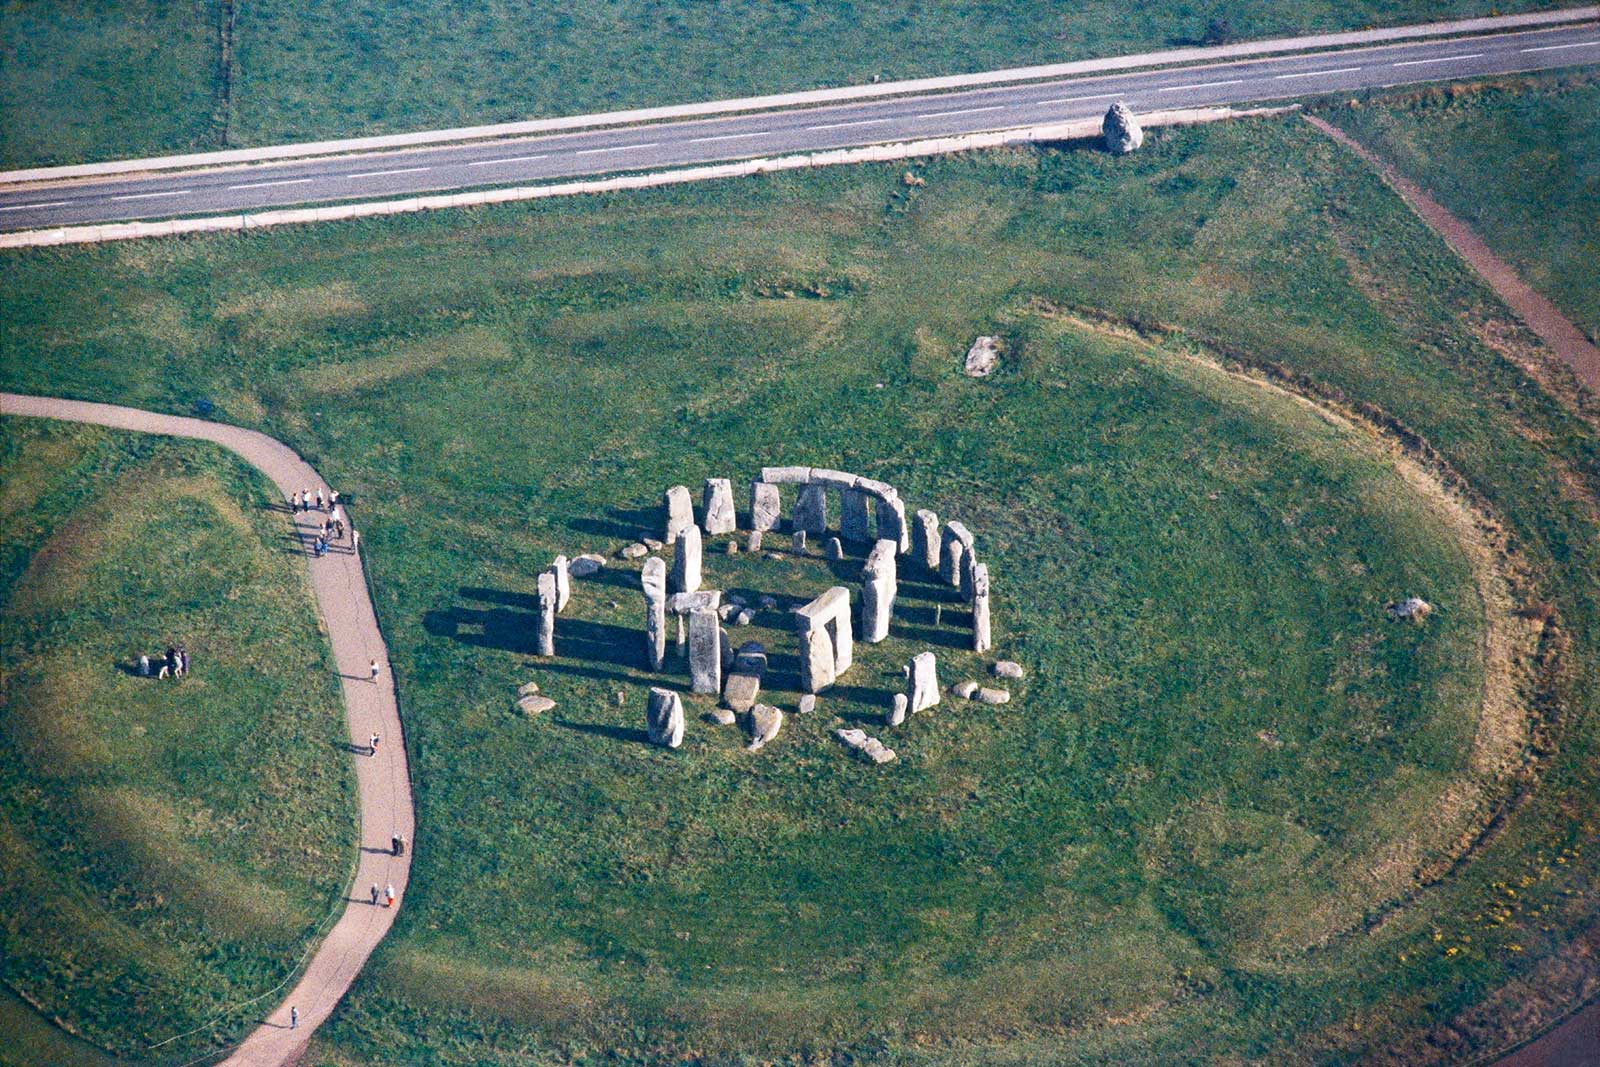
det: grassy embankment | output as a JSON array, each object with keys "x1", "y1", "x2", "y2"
[
  {"x1": 0, "y1": 0, "x2": 1562, "y2": 168},
  {"x1": 1, "y1": 95, "x2": 1597, "y2": 1064},
  {"x1": 0, "y1": 419, "x2": 356, "y2": 1062},
  {"x1": 1329, "y1": 72, "x2": 1600, "y2": 347}
]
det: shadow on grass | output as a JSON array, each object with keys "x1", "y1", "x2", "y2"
[
  {"x1": 890, "y1": 623, "x2": 971, "y2": 650},
  {"x1": 552, "y1": 717, "x2": 650, "y2": 745},
  {"x1": 567, "y1": 504, "x2": 657, "y2": 542},
  {"x1": 460, "y1": 585, "x2": 538, "y2": 611}
]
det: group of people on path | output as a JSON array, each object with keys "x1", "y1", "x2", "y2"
[
  {"x1": 290, "y1": 486, "x2": 357, "y2": 559},
  {"x1": 138, "y1": 645, "x2": 190, "y2": 680}
]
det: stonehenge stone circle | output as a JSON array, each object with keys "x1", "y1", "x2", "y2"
[
  {"x1": 993, "y1": 660, "x2": 1023, "y2": 679},
  {"x1": 841, "y1": 488, "x2": 872, "y2": 543},
  {"x1": 794, "y1": 483, "x2": 828, "y2": 534},
  {"x1": 836, "y1": 727, "x2": 896, "y2": 764},
  {"x1": 907, "y1": 651, "x2": 940, "y2": 714},
  {"x1": 1103, "y1": 102, "x2": 1144, "y2": 154},
  {"x1": 941, "y1": 521, "x2": 972, "y2": 588},
  {"x1": 703, "y1": 478, "x2": 737, "y2": 536},
  {"x1": 912, "y1": 509, "x2": 940, "y2": 571},
  {"x1": 796, "y1": 585, "x2": 854, "y2": 693},
  {"x1": 791, "y1": 529, "x2": 807, "y2": 553},
  {"x1": 976, "y1": 686, "x2": 1011, "y2": 705},
  {"x1": 825, "y1": 536, "x2": 844, "y2": 560},
  {"x1": 876, "y1": 494, "x2": 910, "y2": 554},
  {"x1": 641, "y1": 557, "x2": 668, "y2": 670},
  {"x1": 749, "y1": 480, "x2": 782, "y2": 532},
  {"x1": 536, "y1": 571, "x2": 557, "y2": 657},
  {"x1": 688, "y1": 607, "x2": 722, "y2": 694},
  {"x1": 552, "y1": 555, "x2": 571, "y2": 612},
  {"x1": 664, "y1": 484, "x2": 694, "y2": 544},
  {"x1": 723, "y1": 642, "x2": 767, "y2": 714},
  {"x1": 888, "y1": 692, "x2": 909, "y2": 727},
  {"x1": 670, "y1": 522, "x2": 703, "y2": 594},
  {"x1": 569, "y1": 553, "x2": 605, "y2": 577},
  {"x1": 646, "y1": 687, "x2": 686, "y2": 748},
  {"x1": 971, "y1": 561, "x2": 992, "y2": 654},
  {"x1": 748, "y1": 703, "x2": 784, "y2": 750},
  {"x1": 861, "y1": 538, "x2": 898, "y2": 643}
]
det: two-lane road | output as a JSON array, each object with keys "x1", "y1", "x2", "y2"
[{"x1": 1, "y1": 22, "x2": 1596, "y2": 233}]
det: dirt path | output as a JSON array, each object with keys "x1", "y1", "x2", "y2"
[
  {"x1": 1306, "y1": 114, "x2": 1600, "y2": 393},
  {"x1": 0, "y1": 392, "x2": 412, "y2": 1067}
]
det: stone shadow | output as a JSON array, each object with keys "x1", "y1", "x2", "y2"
[
  {"x1": 566, "y1": 504, "x2": 657, "y2": 542},
  {"x1": 552, "y1": 717, "x2": 650, "y2": 745},
  {"x1": 460, "y1": 585, "x2": 539, "y2": 611},
  {"x1": 422, "y1": 604, "x2": 537, "y2": 656}
]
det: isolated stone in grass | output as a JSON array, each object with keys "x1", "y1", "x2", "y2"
[
  {"x1": 1387, "y1": 596, "x2": 1434, "y2": 621},
  {"x1": 748, "y1": 703, "x2": 784, "y2": 750},
  {"x1": 615, "y1": 690, "x2": 626, "y2": 707},
  {"x1": 798, "y1": 694, "x2": 817, "y2": 714},
  {"x1": 975, "y1": 687, "x2": 1011, "y2": 705},
  {"x1": 570, "y1": 553, "x2": 606, "y2": 577},
  {"x1": 517, "y1": 694, "x2": 556, "y2": 716},
  {"x1": 646, "y1": 687, "x2": 685, "y2": 748},
  {"x1": 725, "y1": 539, "x2": 738, "y2": 555},
  {"x1": 791, "y1": 529, "x2": 807, "y2": 553},
  {"x1": 887, "y1": 692, "x2": 909, "y2": 727},
  {"x1": 907, "y1": 651, "x2": 940, "y2": 714},
  {"x1": 1103, "y1": 102, "x2": 1144, "y2": 153},
  {"x1": 964, "y1": 335, "x2": 1001, "y2": 377},
  {"x1": 993, "y1": 660, "x2": 1024, "y2": 679},
  {"x1": 517, "y1": 681, "x2": 540, "y2": 697},
  {"x1": 664, "y1": 484, "x2": 694, "y2": 544},
  {"x1": 735, "y1": 609, "x2": 754, "y2": 626},
  {"x1": 621, "y1": 542, "x2": 649, "y2": 559},
  {"x1": 951, "y1": 680, "x2": 979, "y2": 699}
]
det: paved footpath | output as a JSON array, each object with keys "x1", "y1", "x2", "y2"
[{"x1": 0, "y1": 392, "x2": 412, "y2": 1066}]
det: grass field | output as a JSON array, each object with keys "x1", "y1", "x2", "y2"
[
  {"x1": 0, "y1": 418, "x2": 356, "y2": 1060},
  {"x1": 1, "y1": 96, "x2": 1597, "y2": 1065},
  {"x1": 1329, "y1": 72, "x2": 1600, "y2": 347},
  {"x1": 0, "y1": 0, "x2": 1560, "y2": 168}
]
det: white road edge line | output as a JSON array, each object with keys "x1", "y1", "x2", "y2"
[
  {"x1": 1521, "y1": 40, "x2": 1600, "y2": 52},
  {"x1": 575, "y1": 143, "x2": 660, "y2": 155},
  {"x1": 688, "y1": 131, "x2": 772, "y2": 143},
  {"x1": 1157, "y1": 79, "x2": 1245, "y2": 91},
  {"x1": 1036, "y1": 92, "x2": 1122, "y2": 104},
  {"x1": 111, "y1": 189, "x2": 191, "y2": 201},
  {"x1": 0, "y1": 200, "x2": 70, "y2": 212},
  {"x1": 805, "y1": 118, "x2": 890, "y2": 131},
  {"x1": 1274, "y1": 66, "x2": 1363, "y2": 79},
  {"x1": 1393, "y1": 52, "x2": 1485, "y2": 65},
  {"x1": 466, "y1": 154, "x2": 550, "y2": 166},
  {"x1": 227, "y1": 178, "x2": 315, "y2": 190},
  {"x1": 917, "y1": 105, "x2": 1007, "y2": 118},
  {"x1": 348, "y1": 167, "x2": 431, "y2": 179}
]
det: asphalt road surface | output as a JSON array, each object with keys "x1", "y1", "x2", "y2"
[{"x1": 2, "y1": 22, "x2": 1595, "y2": 233}]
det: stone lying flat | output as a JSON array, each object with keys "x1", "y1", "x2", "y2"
[
  {"x1": 642, "y1": 537, "x2": 665, "y2": 551},
  {"x1": 835, "y1": 727, "x2": 896, "y2": 764},
  {"x1": 517, "y1": 694, "x2": 556, "y2": 716},
  {"x1": 975, "y1": 687, "x2": 1011, "y2": 705},
  {"x1": 798, "y1": 694, "x2": 817, "y2": 714},
  {"x1": 951, "y1": 680, "x2": 979, "y2": 699},
  {"x1": 993, "y1": 660, "x2": 1024, "y2": 679},
  {"x1": 735, "y1": 609, "x2": 754, "y2": 626},
  {"x1": 964, "y1": 335, "x2": 1001, "y2": 377},
  {"x1": 517, "y1": 681, "x2": 540, "y2": 697},
  {"x1": 569, "y1": 554, "x2": 606, "y2": 577},
  {"x1": 760, "y1": 465, "x2": 812, "y2": 485},
  {"x1": 620, "y1": 542, "x2": 649, "y2": 559},
  {"x1": 748, "y1": 703, "x2": 784, "y2": 750},
  {"x1": 709, "y1": 707, "x2": 737, "y2": 726},
  {"x1": 669, "y1": 590, "x2": 721, "y2": 613},
  {"x1": 723, "y1": 643, "x2": 767, "y2": 715}
]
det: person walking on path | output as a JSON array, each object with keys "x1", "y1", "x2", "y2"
[
  {"x1": 352, "y1": 529, "x2": 360, "y2": 554},
  {"x1": 315, "y1": 488, "x2": 325, "y2": 511},
  {"x1": 391, "y1": 833, "x2": 405, "y2": 857},
  {"x1": 290, "y1": 490, "x2": 301, "y2": 513},
  {"x1": 369, "y1": 658, "x2": 380, "y2": 683},
  {"x1": 384, "y1": 883, "x2": 396, "y2": 908},
  {"x1": 314, "y1": 535, "x2": 327, "y2": 558},
  {"x1": 330, "y1": 489, "x2": 340, "y2": 509},
  {"x1": 370, "y1": 883, "x2": 379, "y2": 906},
  {"x1": 369, "y1": 732, "x2": 380, "y2": 756},
  {"x1": 290, "y1": 1006, "x2": 298, "y2": 1030}
]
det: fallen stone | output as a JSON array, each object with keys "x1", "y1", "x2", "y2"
[
  {"x1": 569, "y1": 553, "x2": 606, "y2": 577},
  {"x1": 620, "y1": 542, "x2": 649, "y2": 559},
  {"x1": 665, "y1": 485, "x2": 694, "y2": 544},
  {"x1": 723, "y1": 674, "x2": 761, "y2": 714},
  {"x1": 834, "y1": 728, "x2": 895, "y2": 764},
  {"x1": 702, "y1": 478, "x2": 737, "y2": 536},
  {"x1": 517, "y1": 681, "x2": 541, "y2": 697},
  {"x1": 907, "y1": 651, "x2": 939, "y2": 714},
  {"x1": 766, "y1": 552, "x2": 786, "y2": 561},
  {"x1": 887, "y1": 692, "x2": 908, "y2": 727},
  {"x1": 951, "y1": 680, "x2": 979, "y2": 699},
  {"x1": 1388, "y1": 597, "x2": 1434, "y2": 621},
  {"x1": 861, "y1": 737, "x2": 897, "y2": 764},
  {"x1": 825, "y1": 536, "x2": 844, "y2": 560},
  {"x1": 964, "y1": 335, "x2": 1001, "y2": 377},
  {"x1": 1103, "y1": 101, "x2": 1144, "y2": 154},
  {"x1": 689, "y1": 608, "x2": 722, "y2": 694},
  {"x1": 517, "y1": 694, "x2": 556, "y2": 716},
  {"x1": 748, "y1": 703, "x2": 784, "y2": 750},
  {"x1": 646, "y1": 687, "x2": 686, "y2": 748},
  {"x1": 735, "y1": 609, "x2": 754, "y2": 626},
  {"x1": 836, "y1": 727, "x2": 868, "y2": 749},
  {"x1": 718, "y1": 602, "x2": 738, "y2": 621},
  {"x1": 725, "y1": 540, "x2": 738, "y2": 555},
  {"x1": 709, "y1": 707, "x2": 737, "y2": 726},
  {"x1": 993, "y1": 660, "x2": 1023, "y2": 679},
  {"x1": 975, "y1": 686, "x2": 1011, "y2": 705},
  {"x1": 642, "y1": 537, "x2": 665, "y2": 551}
]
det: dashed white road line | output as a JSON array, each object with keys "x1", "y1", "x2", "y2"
[
  {"x1": 1158, "y1": 78, "x2": 1245, "y2": 91},
  {"x1": 1036, "y1": 92, "x2": 1122, "y2": 104},
  {"x1": 111, "y1": 189, "x2": 191, "y2": 201},
  {"x1": 1521, "y1": 39, "x2": 1600, "y2": 52},
  {"x1": 1274, "y1": 66, "x2": 1363, "y2": 79},
  {"x1": 0, "y1": 200, "x2": 69, "y2": 212},
  {"x1": 1393, "y1": 52, "x2": 1484, "y2": 66},
  {"x1": 227, "y1": 177, "x2": 315, "y2": 190},
  {"x1": 575, "y1": 142, "x2": 659, "y2": 155},
  {"x1": 917, "y1": 105, "x2": 1007, "y2": 118},
  {"x1": 465, "y1": 154, "x2": 549, "y2": 167},
  {"x1": 805, "y1": 118, "x2": 891, "y2": 131},
  {"x1": 348, "y1": 167, "x2": 431, "y2": 179},
  {"x1": 688, "y1": 131, "x2": 773, "y2": 143}
]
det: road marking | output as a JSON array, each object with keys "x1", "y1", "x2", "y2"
[
  {"x1": 1521, "y1": 40, "x2": 1600, "y2": 52},
  {"x1": 466, "y1": 154, "x2": 550, "y2": 166},
  {"x1": 1274, "y1": 66, "x2": 1363, "y2": 79},
  {"x1": 227, "y1": 177, "x2": 314, "y2": 190},
  {"x1": 575, "y1": 142, "x2": 659, "y2": 155},
  {"x1": 1035, "y1": 92, "x2": 1121, "y2": 104},
  {"x1": 689, "y1": 130, "x2": 772, "y2": 143},
  {"x1": 805, "y1": 118, "x2": 890, "y2": 131},
  {"x1": 916, "y1": 105, "x2": 1007, "y2": 118},
  {"x1": 348, "y1": 166, "x2": 431, "y2": 178},
  {"x1": 0, "y1": 200, "x2": 70, "y2": 212},
  {"x1": 1157, "y1": 79, "x2": 1244, "y2": 91},
  {"x1": 111, "y1": 189, "x2": 191, "y2": 201},
  {"x1": 1392, "y1": 52, "x2": 1484, "y2": 66}
]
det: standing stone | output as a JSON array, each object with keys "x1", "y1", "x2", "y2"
[
  {"x1": 536, "y1": 572, "x2": 557, "y2": 657},
  {"x1": 794, "y1": 483, "x2": 828, "y2": 534},
  {"x1": 670, "y1": 523, "x2": 702, "y2": 594},
  {"x1": 799, "y1": 625, "x2": 836, "y2": 694},
  {"x1": 665, "y1": 485, "x2": 694, "y2": 544},
  {"x1": 941, "y1": 521, "x2": 973, "y2": 588},
  {"x1": 907, "y1": 651, "x2": 940, "y2": 714},
  {"x1": 960, "y1": 548, "x2": 978, "y2": 601},
  {"x1": 646, "y1": 687, "x2": 685, "y2": 748},
  {"x1": 825, "y1": 536, "x2": 844, "y2": 560},
  {"x1": 971, "y1": 561, "x2": 992, "y2": 654},
  {"x1": 860, "y1": 538, "x2": 898, "y2": 643},
  {"x1": 689, "y1": 608, "x2": 722, "y2": 695},
  {"x1": 552, "y1": 555, "x2": 571, "y2": 612},
  {"x1": 747, "y1": 529, "x2": 763, "y2": 553},
  {"x1": 796, "y1": 585, "x2": 853, "y2": 692},
  {"x1": 912, "y1": 509, "x2": 940, "y2": 572},
  {"x1": 964, "y1": 335, "x2": 1001, "y2": 377},
  {"x1": 875, "y1": 494, "x2": 910, "y2": 554},
  {"x1": 749, "y1": 480, "x2": 782, "y2": 532},
  {"x1": 840, "y1": 488, "x2": 872, "y2": 543},
  {"x1": 887, "y1": 692, "x2": 908, "y2": 727},
  {"x1": 1103, "y1": 102, "x2": 1144, "y2": 154},
  {"x1": 791, "y1": 529, "x2": 807, "y2": 553},
  {"x1": 702, "y1": 478, "x2": 736, "y2": 536},
  {"x1": 641, "y1": 557, "x2": 667, "y2": 670},
  {"x1": 748, "y1": 703, "x2": 784, "y2": 750}
]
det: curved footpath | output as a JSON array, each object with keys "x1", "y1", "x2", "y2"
[{"x1": 0, "y1": 393, "x2": 412, "y2": 1067}]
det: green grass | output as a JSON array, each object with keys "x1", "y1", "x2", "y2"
[
  {"x1": 0, "y1": 0, "x2": 1563, "y2": 168},
  {"x1": 0, "y1": 97, "x2": 1597, "y2": 1066},
  {"x1": 1328, "y1": 72, "x2": 1600, "y2": 346},
  {"x1": 0, "y1": 419, "x2": 357, "y2": 1060}
]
